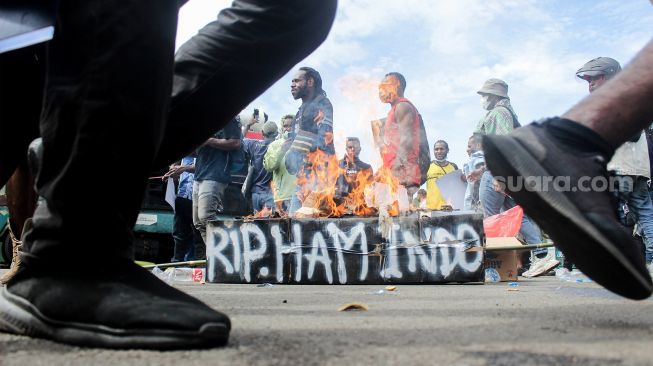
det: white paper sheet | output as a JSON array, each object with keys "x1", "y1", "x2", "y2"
[
  {"x1": 435, "y1": 169, "x2": 466, "y2": 210},
  {"x1": 165, "y1": 178, "x2": 176, "y2": 212}
]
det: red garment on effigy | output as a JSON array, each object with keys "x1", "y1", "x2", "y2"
[{"x1": 382, "y1": 97, "x2": 421, "y2": 186}]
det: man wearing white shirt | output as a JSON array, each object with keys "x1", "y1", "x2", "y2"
[{"x1": 577, "y1": 57, "x2": 653, "y2": 266}]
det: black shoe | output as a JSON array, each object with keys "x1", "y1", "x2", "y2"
[
  {"x1": 0, "y1": 259, "x2": 230, "y2": 349},
  {"x1": 483, "y1": 121, "x2": 652, "y2": 300}
]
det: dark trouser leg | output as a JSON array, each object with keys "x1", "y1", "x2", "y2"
[
  {"x1": 252, "y1": 190, "x2": 275, "y2": 212},
  {"x1": 154, "y1": 0, "x2": 338, "y2": 168},
  {"x1": 0, "y1": 45, "x2": 44, "y2": 187},
  {"x1": 172, "y1": 197, "x2": 194, "y2": 261},
  {"x1": 23, "y1": 0, "x2": 179, "y2": 267},
  {"x1": 0, "y1": 0, "x2": 235, "y2": 350},
  {"x1": 0, "y1": 0, "x2": 234, "y2": 351},
  {"x1": 0, "y1": 45, "x2": 45, "y2": 242},
  {"x1": 0, "y1": 0, "x2": 339, "y2": 350}
]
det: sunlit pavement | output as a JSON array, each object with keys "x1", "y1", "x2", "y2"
[{"x1": 1, "y1": 271, "x2": 652, "y2": 366}]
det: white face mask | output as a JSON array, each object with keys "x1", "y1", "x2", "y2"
[{"x1": 480, "y1": 95, "x2": 493, "y2": 110}]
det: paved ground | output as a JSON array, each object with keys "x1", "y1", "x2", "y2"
[{"x1": 1, "y1": 272, "x2": 652, "y2": 366}]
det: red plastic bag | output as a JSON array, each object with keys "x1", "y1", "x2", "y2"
[{"x1": 483, "y1": 206, "x2": 524, "y2": 237}]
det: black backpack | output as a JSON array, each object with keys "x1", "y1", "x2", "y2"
[{"x1": 495, "y1": 105, "x2": 522, "y2": 129}]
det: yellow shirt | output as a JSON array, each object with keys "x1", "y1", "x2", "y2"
[{"x1": 426, "y1": 161, "x2": 457, "y2": 209}]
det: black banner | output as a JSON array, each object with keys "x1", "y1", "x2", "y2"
[{"x1": 206, "y1": 212, "x2": 485, "y2": 284}]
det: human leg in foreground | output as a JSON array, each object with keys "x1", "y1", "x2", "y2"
[
  {"x1": 0, "y1": 45, "x2": 45, "y2": 285},
  {"x1": 0, "y1": 0, "x2": 337, "y2": 349},
  {"x1": 483, "y1": 39, "x2": 653, "y2": 299}
]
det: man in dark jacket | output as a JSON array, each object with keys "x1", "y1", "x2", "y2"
[
  {"x1": 242, "y1": 119, "x2": 279, "y2": 213},
  {"x1": 285, "y1": 67, "x2": 335, "y2": 213},
  {"x1": 336, "y1": 137, "x2": 373, "y2": 200}
]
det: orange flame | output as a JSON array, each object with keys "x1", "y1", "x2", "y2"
[
  {"x1": 369, "y1": 166, "x2": 402, "y2": 216},
  {"x1": 294, "y1": 149, "x2": 343, "y2": 217},
  {"x1": 292, "y1": 148, "x2": 411, "y2": 218}
]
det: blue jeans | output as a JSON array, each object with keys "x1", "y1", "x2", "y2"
[
  {"x1": 277, "y1": 200, "x2": 289, "y2": 212},
  {"x1": 617, "y1": 175, "x2": 653, "y2": 263},
  {"x1": 252, "y1": 189, "x2": 275, "y2": 212},
  {"x1": 479, "y1": 171, "x2": 544, "y2": 249},
  {"x1": 289, "y1": 186, "x2": 302, "y2": 214}
]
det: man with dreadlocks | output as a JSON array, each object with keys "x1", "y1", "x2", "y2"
[{"x1": 286, "y1": 66, "x2": 335, "y2": 213}]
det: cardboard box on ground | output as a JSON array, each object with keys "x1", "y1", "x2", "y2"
[{"x1": 466, "y1": 237, "x2": 524, "y2": 282}]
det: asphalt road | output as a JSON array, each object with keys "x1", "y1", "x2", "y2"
[{"x1": 1, "y1": 273, "x2": 652, "y2": 366}]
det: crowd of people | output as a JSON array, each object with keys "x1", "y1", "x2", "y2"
[
  {"x1": 159, "y1": 56, "x2": 653, "y2": 282},
  {"x1": 402, "y1": 57, "x2": 653, "y2": 279}
]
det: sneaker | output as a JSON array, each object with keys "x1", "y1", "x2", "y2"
[
  {"x1": 522, "y1": 253, "x2": 560, "y2": 278},
  {"x1": 483, "y1": 120, "x2": 653, "y2": 300},
  {"x1": 0, "y1": 238, "x2": 21, "y2": 285},
  {"x1": 0, "y1": 218, "x2": 30, "y2": 285},
  {"x1": 0, "y1": 259, "x2": 230, "y2": 349}
]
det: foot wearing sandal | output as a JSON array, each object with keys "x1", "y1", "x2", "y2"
[
  {"x1": 0, "y1": 259, "x2": 230, "y2": 349},
  {"x1": 483, "y1": 118, "x2": 652, "y2": 300}
]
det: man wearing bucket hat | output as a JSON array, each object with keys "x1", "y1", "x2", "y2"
[
  {"x1": 482, "y1": 39, "x2": 653, "y2": 300},
  {"x1": 474, "y1": 79, "x2": 556, "y2": 277},
  {"x1": 475, "y1": 79, "x2": 520, "y2": 135},
  {"x1": 577, "y1": 57, "x2": 653, "y2": 269}
]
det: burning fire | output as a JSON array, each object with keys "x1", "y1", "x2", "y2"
[
  {"x1": 294, "y1": 149, "x2": 342, "y2": 217},
  {"x1": 293, "y1": 150, "x2": 408, "y2": 218}
]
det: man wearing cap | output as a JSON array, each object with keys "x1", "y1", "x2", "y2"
[
  {"x1": 242, "y1": 116, "x2": 280, "y2": 213},
  {"x1": 577, "y1": 57, "x2": 653, "y2": 267},
  {"x1": 474, "y1": 78, "x2": 552, "y2": 276},
  {"x1": 576, "y1": 57, "x2": 621, "y2": 94},
  {"x1": 481, "y1": 39, "x2": 653, "y2": 299}
]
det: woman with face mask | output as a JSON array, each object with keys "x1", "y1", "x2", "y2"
[
  {"x1": 473, "y1": 78, "x2": 547, "y2": 274},
  {"x1": 475, "y1": 79, "x2": 520, "y2": 135}
]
